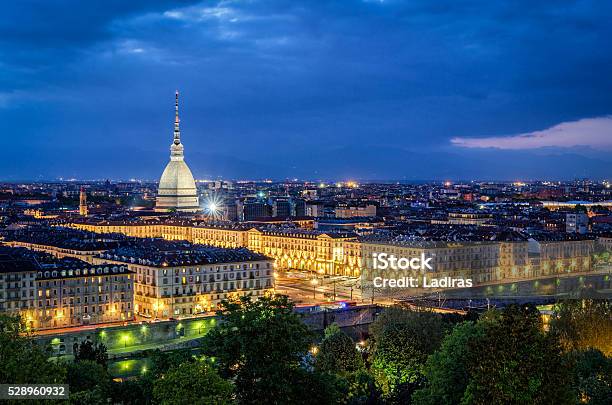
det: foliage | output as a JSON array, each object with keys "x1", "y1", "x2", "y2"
[
  {"x1": 316, "y1": 323, "x2": 363, "y2": 374},
  {"x1": 412, "y1": 321, "x2": 485, "y2": 405},
  {"x1": 148, "y1": 348, "x2": 196, "y2": 377},
  {"x1": 152, "y1": 360, "x2": 234, "y2": 405},
  {"x1": 570, "y1": 349, "x2": 612, "y2": 405},
  {"x1": 67, "y1": 360, "x2": 110, "y2": 393},
  {"x1": 329, "y1": 368, "x2": 379, "y2": 405},
  {"x1": 202, "y1": 294, "x2": 337, "y2": 404},
  {"x1": 69, "y1": 387, "x2": 109, "y2": 405},
  {"x1": 74, "y1": 340, "x2": 108, "y2": 369},
  {"x1": 368, "y1": 307, "x2": 449, "y2": 401},
  {"x1": 462, "y1": 304, "x2": 574, "y2": 404},
  {"x1": 414, "y1": 305, "x2": 577, "y2": 405},
  {"x1": 0, "y1": 315, "x2": 66, "y2": 384},
  {"x1": 549, "y1": 299, "x2": 612, "y2": 356},
  {"x1": 110, "y1": 377, "x2": 154, "y2": 405}
]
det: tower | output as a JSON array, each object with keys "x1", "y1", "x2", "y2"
[
  {"x1": 155, "y1": 91, "x2": 200, "y2": 213},
  {"x1": 79, "y1": 187, "x2": 88, "y2": 216}
]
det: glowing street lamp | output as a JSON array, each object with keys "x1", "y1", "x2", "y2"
[{"x1": 311, "y1": 278, "x2": 318, "y2": 299}]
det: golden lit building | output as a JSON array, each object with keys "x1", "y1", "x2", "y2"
[
  {"x1": 66, "y1": 220, "x2": 596, "y2": 282},
  {"x1": 93, "y1": 245, "x2": 273, "y2": 319},
  {"x1": 34, "y1": 264, "x2": 134, "y2": 329},
  {"x1": 360, "y1": 239, "x2": 502, "y2": 284},
  {"x1": 529, "y1": 237, "x2": 594, "y2": 277},
  {"x1": 0, "y1": 246, "x2": 134, "y2": 330},
  {"x1": 246, "y1": 228, "x2": 359, "y2": 276}
]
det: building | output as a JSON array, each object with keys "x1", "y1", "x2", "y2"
[
  {"x1": 93, "y1": 241, "x2": 273, "y2": 319},
  {"x1": 293, "y1": 198, "x2": 306, "y2": 217},
  {"x1": 0, "y1": 249, "x2": 38, "y2": 327},
  {"x1": 0, "y1": 246, "x2": 134, "y2": 330},
  {"x1": 272, "y1": 198, "x2": 291, "y2": 218},
  {"x1": 2, "y1": 226, "x2": 134, "y2": 262},
  {"x1": 360, "y1": 237, "x2": 502, "y2": 285},
  {"x1": 335, "y1": 203, "x2": 377, "y2": 218},
  {"x1": 306, "y1": 201, "x2": 324, "y2": 217},
  {"x1": 155, "y1": 91, "x2": 200, "y2": 213},
  {"x1": 246, "y1": 228, "x2": 361, "y2": 276},
  {"x1": 446, "y1": 211, "x2": 493, "y2": 226},
  {"x1": 66, "y1": 219, "x2": 597, "y2": 281},
  {"x1": 238, "y1": 199, "x2": 271, "y2": 220},
  {"x1": 79, "y1": 187, "x2": 88, "y2": 217},
  {"x1": 566, "y1": 212, "x2": 589, "y2": 234}
]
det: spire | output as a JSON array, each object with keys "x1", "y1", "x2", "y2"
[
  {"x1": 173, "y1": 90, "x2": 181, "y2": 145},
  {"x1": 170, "y1": 90, "x2": 185, "y2": 160}
]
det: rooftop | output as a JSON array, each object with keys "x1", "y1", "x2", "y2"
[
  {"x1": 0, "y1": 246, "x2": 130, "y2": 278},
  {"x1": 2, "y1": 226, "x2": 134, "y2": 251},
  {"x1": 98, "y1": 239, "x2": 270, "y2": 267}
]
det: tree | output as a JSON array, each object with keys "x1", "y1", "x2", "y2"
[
  {"x1": 368, "y1": 307, "x2": 449, "y2": 402},
  {"x1": 412, "y1": 321, "x2": 485, "y2": 405},
  {"x1": 414, "y1": 305, "x2": 578, "y2": 404},
  {"x1": 316, "y1": 323, "x2": 363, "y2": 374},
  {"x1": 549, "y1": 299, "x2": 612, "y2": 356},
  {"x1": 67, "y1": 360, "x2": 110, "y2": 393},
  {"x1": 74, "y1": 340, "x2": 108, "y2": 369},
  {"x1": 570, "y1": 349, "x2": 612, "y2": 405},
  {"x1": 202, "y1": 295, "x2": 337, "y2": 404},
  {"x1": 153, "y1": 360, "x2": 234, "y2": 405},
  {"x1": 0, "y1": 315, "x2": 66, "y2": 384},
  {"x1": 148, "y1": 348, "x2": 196, "y2": 377},
  {"x1": 462, "y1": 304, "x2": 574, "y2": 404}
]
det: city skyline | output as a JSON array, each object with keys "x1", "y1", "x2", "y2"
[{"x1": 2, "y1": 1, "x2": 612, "y2": 181}]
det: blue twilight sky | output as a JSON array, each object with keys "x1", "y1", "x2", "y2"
[{"x1": 1, "y1": 0, "x2": 611, "y2": 181}]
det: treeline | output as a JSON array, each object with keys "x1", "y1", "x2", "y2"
[{"x1": 0, "y1": 296, "x2": 610, "y2": 404}]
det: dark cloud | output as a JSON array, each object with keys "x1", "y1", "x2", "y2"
[{"x1": 1, "y1": 0, "x2": 611, "y2": 180}]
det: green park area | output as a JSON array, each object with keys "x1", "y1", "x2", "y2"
[{"x1": 1, "y1": 295, "x2": 611, "y2": 404}]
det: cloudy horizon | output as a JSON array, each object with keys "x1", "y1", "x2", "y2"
[{"x1": 1, "y1": 1, "x2": 611, "y2": 181}]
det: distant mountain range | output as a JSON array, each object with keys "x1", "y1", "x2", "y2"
[{"x1": 2, "y1": 145, "x2": 610, "y2": 181}]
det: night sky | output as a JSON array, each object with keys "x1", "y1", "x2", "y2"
[{"x1": 1, "y1": 0, "x2": 611, "y2": 181}]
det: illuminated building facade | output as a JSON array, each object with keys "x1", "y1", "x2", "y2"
[
  {"x1": 34, "y1": 265, "x2": 134, "y2": 329},
  {"x1": 79, "y1": 186, "x2": 88, "y2": 216},
  {"x1": 0, "y1": 247, "x2": 134, "y2": 330},
  {"x1": 67, "y1": 220, "x2": 596, "y2": 283},
  {"x1": 93, "y1": 244, "x2": 273, "y2": 319},
  {"x1": 360, "y1": 240, "x2": 503, "y2": 284},
  {"x1": 335, "y1": 203, "x2": 377, "y2": 218}
]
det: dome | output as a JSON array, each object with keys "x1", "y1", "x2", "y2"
[{"x1": 155, "y1": 91, "x2": 200, "y2": 213}]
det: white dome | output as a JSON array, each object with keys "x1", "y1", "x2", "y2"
[
  {"x1": 158, "y1": 160, "x2": 197, "y2": 192},
  {"x1": 155, "y1": 91, "x2": 200, "y2": 213}
]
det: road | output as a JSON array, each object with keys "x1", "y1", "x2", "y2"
[{"x1": 274, "y1": 271, "x2": 364, "y2": 305}]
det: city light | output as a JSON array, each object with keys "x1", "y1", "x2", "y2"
[
  {"x1": 121, "y1": 334, "x2": 130, "y2": 348},
  {"x1": 204, "y1": 194, "x2": 223, "y2": 216}
]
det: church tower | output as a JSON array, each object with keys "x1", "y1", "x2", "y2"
[
  {"x1": 79, "y1": 186, "x2": 88, "y2": 216},
  {"x1": 155, "y1": 91, "x2": 200, "y2": 213}
]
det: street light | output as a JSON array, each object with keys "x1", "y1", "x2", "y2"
[{"x1": 311, "y1": 278, "x2": 318, "y2": 299}]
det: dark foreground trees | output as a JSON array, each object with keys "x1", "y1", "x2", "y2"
[
  {"x1": 202, "y1": 294, "x2": 339, "y2": 404},
  {"x1": 369, "y1": 307, "x2": 452, "y2": 403},
  {"x1": 413, "y1": 304, "x2": 582, "y2": 405},
  {"x1": 549, "y1": 299, "x2": 612, "y2": 356},
  {"x1": 1, "y1": 298, "x2": 610, "y2": 405},
  {"x1": 0, "y1": 314, "x2": 66, "y2": 384},
  {"x1": 152, "y1": 360, "x2": 234, "y2": 404}
]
